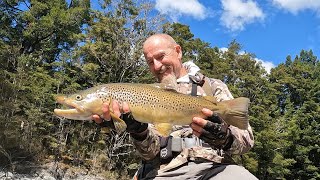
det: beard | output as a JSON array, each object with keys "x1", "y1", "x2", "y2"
[{"x1": 156, "y1": 66, "x2": 174, "y2": 82}]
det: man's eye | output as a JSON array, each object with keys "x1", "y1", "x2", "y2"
[
  {"x1": 148, "y1": 60, "x2": 154, "y2": 65},
  {"x1": 156, "y1": 55, "x2": 164, "y2": 60}
]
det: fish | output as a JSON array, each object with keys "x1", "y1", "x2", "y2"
[{"x1": 54, "y1": 83, "x2": 250, "y2": 136}]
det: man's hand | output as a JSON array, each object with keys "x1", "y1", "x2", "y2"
[
  {"x1": 191, "y1": 108, "x2": 233, "y2": 149},
  {"x1": 92, "y1": 100, "x2": 126, "y2": 124},
  {"x1": 92, "y1": 101, "x2": 148, "y2": 140}
]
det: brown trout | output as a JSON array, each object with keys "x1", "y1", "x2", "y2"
[{"x1": 54, "y1": 83, "x2": 250, "y2": 136}]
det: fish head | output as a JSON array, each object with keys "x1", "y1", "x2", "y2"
[{"x1": 54, "y1": 88, "x2": 107, "y2": 120}]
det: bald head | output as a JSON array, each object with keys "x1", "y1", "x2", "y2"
[
  {"x1": 142, "y1": 33, "x2": 186, "y2": 82},
  {"x1": 143, "y1": 34, "x2": 177, "y2": 50}
]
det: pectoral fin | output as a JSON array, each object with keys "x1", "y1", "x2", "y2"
[
  {"x1": 110, "y1": 112, "x2": 127, "y2": 133},
  {"x1": 101, "y1": 127, "x2": 111, "y2": 134},
  {"x1": 108, "y1": 99, "x2": 127, "y2": 133},
  {"x1": 154, "y1": 123, "x2": 173, "y2": 137}
]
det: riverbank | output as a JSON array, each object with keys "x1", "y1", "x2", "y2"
[{"x1": 0, "y1": 162, "x2": 107, "y2": 180}]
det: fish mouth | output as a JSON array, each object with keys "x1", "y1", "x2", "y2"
[{"x1": 54, "y1": 96, "x2": 88, "y2": 120}]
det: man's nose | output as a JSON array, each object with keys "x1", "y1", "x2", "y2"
[{"x1": 153, "y1": 59, "x2": 162, "y2": 71}]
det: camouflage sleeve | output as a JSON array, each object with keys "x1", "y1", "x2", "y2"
[
  {"x1": 131, "y1": 124, "x2": 160, "y2": 160},
  {"x1": 228, "y1": 125, "x2": 254, "y2": 154},
  {"x1": 208, "y1": 78, "x2": 254, "y2": 155},
  {"x1": 209, "y1": 78, "x2": 234, "y2": 101}
]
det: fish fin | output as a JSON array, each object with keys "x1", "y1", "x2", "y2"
[
  {"x1": 110, "y1": 112, "x2": 127, "y2": 133},
  {"x1": 149, "y1": 83, "x2": 178, "y2": 92},
  {"x1": 162, "y1": 84, "x2": 178, "y2": 92},
  {"x1": 203, "y1": 96, "x2": 218, "y2": 103},
  {"x1": 154, "y1": 123, "x2": 173, "y2": 137},
  {"x1": 101, "y1": 127, "x2": 111, "y2": 134},
  {"x1": 160, "y1": 75, "x2": 177, "y2": 88},
  {"x1": 219, "y1": 97, "x2": 250, "y2": 130}
]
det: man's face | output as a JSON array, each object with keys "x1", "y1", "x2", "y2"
[{"x1": 143, "y1": 38, "x2": 183, "y2": 82}]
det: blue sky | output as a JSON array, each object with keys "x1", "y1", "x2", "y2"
[{"x1": 153, "y1": 0, "x2": 320, "y2": 73}]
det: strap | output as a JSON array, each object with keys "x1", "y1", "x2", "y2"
[
  {"x1": 159, "y1": 136, "x2": 173, "y2": 164},
  {"x1": 189, "y1": 73, "x2": 213, "y2": 96},
  {"x1": 191, "y1": 83, "x2": 198, "y2": 96}
]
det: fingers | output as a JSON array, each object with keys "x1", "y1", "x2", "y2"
[
  {"x1": 192, "y1": 117, "x2": 207, "y2": 127},
  {"x1": 201, "y1": 108, "x2": 213, "y2": 117},
  {"x1": 111, "y1": 100, "x2": 121, "y2": 118},
  {"x1": 191, "y1": 122, "x2": 202, "y2": 137},
  {"x1": 92, "y1": 114, "x2": 103, "y2": 124},
  {"x1": 191, "y1": 117, "x2": 208, "y2": 137},
  {"x1": 122, "y1": 102, "x2": 130, "y2": 114},
  {"x1": 191, "y1": 108, "x2": 214, "y2": 137},
  {"x1": 91, "y1": 103, "x2": 111, "y2": 123},
  {"x1": 101, "y1": 103, "x2": 111, "y2": 121},
  {"x1": 192, "y1": 109, "x2": 226, "y2": 141},
  {"x1": 92, "y1": 101, "x2": 130, "y2": 124}
]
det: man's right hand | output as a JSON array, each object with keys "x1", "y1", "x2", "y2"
[
  {"x1": 92, "y1": 100, "x2": 125, "y2": 124},
  {"x1": 92, "y1": 101, "x2": 148, "y2": 140}
]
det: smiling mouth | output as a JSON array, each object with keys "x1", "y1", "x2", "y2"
[{"x1": 159, "y1": 66, "x2": 167, "y2": 74}]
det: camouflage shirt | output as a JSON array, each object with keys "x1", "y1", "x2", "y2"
[{"x1": 132, "y1": 62, "x2": 254, "y2": 171}]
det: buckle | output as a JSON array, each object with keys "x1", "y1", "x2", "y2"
[
  {"x1": 183, "y1": 137, "x2": 198, "y2": 148},
  {"x1": 171, "y1": 137, "x2": 182, "y2": 152},
  {"x1": 171, "y1": 137, "x2": 206, "y2": 152}
]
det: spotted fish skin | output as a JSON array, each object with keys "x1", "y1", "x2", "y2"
[{"x1": 54, "y1": 83, "x2": 250, "y2": 136}]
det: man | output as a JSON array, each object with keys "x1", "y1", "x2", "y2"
[{"x1": 92, "y1": 34, "x2": 257, "y2": 179}]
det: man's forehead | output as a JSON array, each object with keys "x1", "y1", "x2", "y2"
[
  {"x1": 144, "y1": 48, "x2": 166, "y2": 58},
  {"x1": 145, "y1": 37, "x2": 168, "y2": 48},
  {"x1": 144, "y1": 40, "x2": 168, "y2": 54}
]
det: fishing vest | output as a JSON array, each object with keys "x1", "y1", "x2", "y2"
[
  {"x1": 176, "y1": 72, "x2": 213, "y2": 97},
  {"x1": 158, "y1": 72, "x2": 217, "y2": 164}
]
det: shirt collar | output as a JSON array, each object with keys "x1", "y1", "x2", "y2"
[{"x1": 177, "y1": 61, "x2": 200, "y2": 83}]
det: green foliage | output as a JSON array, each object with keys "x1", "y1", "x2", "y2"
[
  {"x1": 0, "y1": 0, "x2": 91, "y2": 171},
  {"x1": 268, "y1": 50, "x2": 320, "y2": 180},
  {"x1": 147, "y1": 22, "x2": 320, "y2": 179}
]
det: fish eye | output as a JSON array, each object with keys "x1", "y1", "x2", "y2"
[{"x1": 75, "y1": 95, "x2": 82, "y2": 101}]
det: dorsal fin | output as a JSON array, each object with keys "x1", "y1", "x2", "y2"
[
  {"x1": 203, "y1": 96, "x2": 218, "y2": 103},
  {"x1": 147, "y1": 83, "x2": 178, "y2": 92},
  {"x1": 160, "y1": 75, "x2": 178, "y2": 91}
]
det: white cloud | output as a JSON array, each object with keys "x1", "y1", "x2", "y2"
[
  {"x1": 155, "y1": 0, "x2": 207, "y2": 21},
  {"x1": 219, "y1": 47, "x2": 229, "y2": 53},
  {"x1": 255, "y1": 58, "x2": 275, "y2": 74},
  {"x1": 220, "y1": 0, "x2": 265, "y2": 31},
  {"x1": 272, "y1": 0, "x2": 320, "y2": 14},
  {"x1": 220, "y1": 48, "x2": 275, "y2": 73}
]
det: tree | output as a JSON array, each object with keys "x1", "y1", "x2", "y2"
[
  {"x1": 0, "y1": 0, "x2": 90, "y2": 170},
  {"x1": 77, "y1": 0, "x2": 164, "y2": 85},
  {"x1": 269, "y1": 50, "x2": 320, "y2": 179}
]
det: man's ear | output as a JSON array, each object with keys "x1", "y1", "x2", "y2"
[{"x1": 175, "y1": 45, "x2": 182, "y2": 60}]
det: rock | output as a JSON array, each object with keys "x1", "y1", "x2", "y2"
[{"x1": 0, "y1": 162, "x2": 108, "y2": 180}]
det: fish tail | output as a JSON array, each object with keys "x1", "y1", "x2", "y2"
[{"x1": 218, "y1": 97, "x2": 250, "y2": 130}]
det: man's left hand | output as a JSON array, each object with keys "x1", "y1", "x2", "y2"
[{"x1": 191, "y1": 108, "x2": 232, "y2": 149}]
